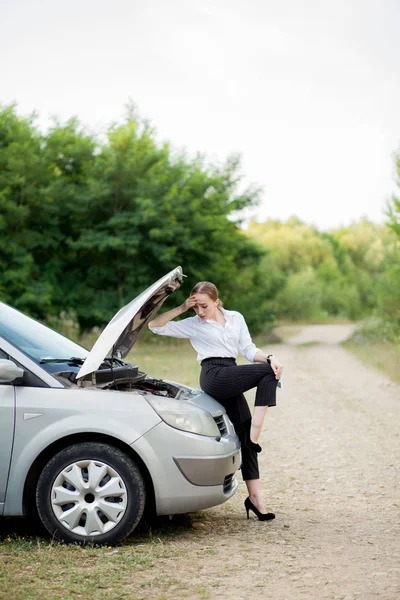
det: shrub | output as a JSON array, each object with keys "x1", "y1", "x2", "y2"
[
  {"x1": 352, "y1": 315, "x2": 400, "y2": 344},
  {"x1": 275, "y1": 268, "x2": 328, "y2": 321}
]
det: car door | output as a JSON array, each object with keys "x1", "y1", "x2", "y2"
[{"x1": 0, "y1": 349, "x2": 15, "y2": 510}]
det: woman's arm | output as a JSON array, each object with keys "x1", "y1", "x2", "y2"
[{"x1": 148, "y1": 296, "x2": 197, "y2": 329}]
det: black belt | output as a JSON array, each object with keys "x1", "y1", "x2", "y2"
[{"x1": 200, "y1": 357, "x2": 236, "y2": 366}]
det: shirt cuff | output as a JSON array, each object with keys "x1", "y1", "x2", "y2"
[{"x1": 247, "y1": 346, "x2": 262, "y2": 363}]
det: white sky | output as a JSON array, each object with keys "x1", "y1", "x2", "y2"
[{"x1": 1, "y1": 0, "x2": 400, "y2": 230}]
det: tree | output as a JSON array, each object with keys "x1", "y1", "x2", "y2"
[
  {"x1": 69, "y1": 115, "x2": 271, "y2": 331},
  {"x1": 247, "y1": 216, "x2": 394, "y2": 321},
  {"x1": 39, "y1": 118, "x2": 97, "y2": 316},
  {"x1": 387, "y1": 143, "x2": 400, "y2": 238},
  {"x1": 248, "y1": 217, "x2": 333, "y2": 273},
  {"x1": 0, "y1": 105, "x2": 53, "y2": 315},
  {"x1": 0, "y1": 105, "x2": 271, "y2": 333},
  {"x1": 378, "y1": 145, "x2": 400, "y2": 336}
]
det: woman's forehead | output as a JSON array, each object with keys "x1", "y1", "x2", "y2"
[{"x1": 191, "y1": 292, "x2": 213, "y2": 303}]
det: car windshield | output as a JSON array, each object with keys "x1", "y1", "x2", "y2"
[{"x1": 0, "y1": 303, "x2": 88, "y2": 366}]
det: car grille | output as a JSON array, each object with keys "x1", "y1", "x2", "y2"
[
  {"x1": 223, "y1": 474, "x2": 235, "y2": 494},
  {"x1": 214, "y1": 415, "x2": 228, "y2": 437}
]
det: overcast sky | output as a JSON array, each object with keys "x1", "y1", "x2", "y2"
[{"x1": 1, "y1": 0, "x2": 400, "y2": 230}]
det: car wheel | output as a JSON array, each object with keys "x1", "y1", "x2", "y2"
[{"x1": 36, "y1": 442, "x2": 145, "y2": 545}]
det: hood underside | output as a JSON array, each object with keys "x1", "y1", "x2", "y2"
[{"x1": 76, "y1": 266, "x2": 184, "y2": 380}]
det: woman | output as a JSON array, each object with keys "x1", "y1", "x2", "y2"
[{"x1": 148, "y1": 281, "x2": 283, "y2": 521}]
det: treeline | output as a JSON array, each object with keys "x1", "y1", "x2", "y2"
[
  {"x1": 1, "y1": 104, "x2": 399, "y2": 340},
  {"x1": 0, "y1": 105, "x2": 272, "y2": 333},
  {"x1": 247, "y1": 216, "x2": 400, "y2": 342}
]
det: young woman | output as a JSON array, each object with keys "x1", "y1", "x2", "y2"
[{"x1": 148, "y1": 281, "x2": 283, "y2": 521}]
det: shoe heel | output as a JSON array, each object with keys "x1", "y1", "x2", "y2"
[{"x1": 244, "y1": 496, "x2": 275, "y2": 522}]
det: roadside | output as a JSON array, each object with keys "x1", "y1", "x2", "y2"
[
  {"x1": 143, "y1": 323, "x2": 400, "y2": 600},
  {"x1": 136, "y1": 324, "x2": 400, "y2": 600},
  {"x1": 344, "y1": 337, "x2": 400, "y2": 384},
  {"x1": 1, "y1": 324, "x2": 399, "y2": 600}
]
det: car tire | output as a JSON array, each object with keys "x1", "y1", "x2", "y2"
[{"x1": 36, "y1": 442, "x2": 145, "y2": 545}]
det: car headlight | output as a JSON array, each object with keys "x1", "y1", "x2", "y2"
[{"x1": 146, "y1": 397, "x2": 220, "y2": 437}]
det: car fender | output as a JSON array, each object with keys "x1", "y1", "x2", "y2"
[{"x1": 4, "y1": 387, "x2": 161, "y2": 516}]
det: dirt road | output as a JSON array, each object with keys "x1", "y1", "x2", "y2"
[{"x1": 144, "y1": 324, "x2": 400, "y2": 600}]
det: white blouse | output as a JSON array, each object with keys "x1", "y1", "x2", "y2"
[{"x1": 149, "y1": 308, "x2": 261, "y2": 364}]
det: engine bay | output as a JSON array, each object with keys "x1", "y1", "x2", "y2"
[{"x1": 55, "y1": 358, "x2": 187, "y2": 399}]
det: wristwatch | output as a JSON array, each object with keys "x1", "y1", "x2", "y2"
[{"x1": 267, "y1": 354, "x2": 273, "y2": 364}]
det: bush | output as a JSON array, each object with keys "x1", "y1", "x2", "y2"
[
  {"x1": 352, "y1": 315, "x2": 400, "y2": 345},
  {"x1": 274, "y1": 268, "x2": 328, "y2": 321},
  {"x1": 320, "y1": 279, "x2": 362, "y2": 319}
]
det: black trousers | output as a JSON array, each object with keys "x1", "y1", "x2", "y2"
[{"x1": 200, "y1": 357, "x2": 278, "y2": 481}]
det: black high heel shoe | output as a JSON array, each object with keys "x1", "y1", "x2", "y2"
[{"x1": 244, "y1": 497, "x2": 275, "y2": 521}]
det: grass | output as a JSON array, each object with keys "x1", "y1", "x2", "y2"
[
  {"x1": 0, "y1": 514, "x2": 217, "y2": 600},
  {"x1": 127, "y1": 337, "x2": 201, "y2": 388},
  {"x1": 343, "y1": 338, "x2": 400, "y2": 383}
]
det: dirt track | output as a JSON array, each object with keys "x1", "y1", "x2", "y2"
[{"x1": 151, "y1": 324, "x2": 400, "y2": 600}]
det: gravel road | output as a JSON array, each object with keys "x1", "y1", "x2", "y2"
[{"x1": 150, "y1": 324, "x2": 400, "y2": 600}]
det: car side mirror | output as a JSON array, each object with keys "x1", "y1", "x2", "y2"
[{"x1": 0, "y1": 359, "x2": 25, "y2": 383}]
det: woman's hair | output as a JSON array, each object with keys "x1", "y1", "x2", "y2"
[{"x1": 190, "y1": 281, "x2": 222, "y2": 304}]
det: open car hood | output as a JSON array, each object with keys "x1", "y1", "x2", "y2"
[{"x1": 76, "y1": 266, "x2": 184, "y2": 380}]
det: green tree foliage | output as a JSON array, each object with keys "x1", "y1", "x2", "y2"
[
  {"x1": 387, "y1": 143, "x2": 400, "y2": 239},
  {"x1": 2, "y1": 103, "x2": 399, "y2": 336},
  {"x1": 38, "y1": 118, "x2": 96, "y2": 317},
  {"x1": 248, "y1": 217, "x2": 333, "y2": 273},
  {"x1": 0, "y1": 106, "x2": 53, "y2": 315},
  {"x1": 274, "y1": 268, "x2": 327, "y2": 321},
  {"x1": 0, "y1": 105, "x2": 274, "y2": 333},
  {"x1": 380, "y1": 146, "x2": 400, "y2": 338},
  {"x1": 247, "y1": 217, "x2": 396, "y2": 322}
]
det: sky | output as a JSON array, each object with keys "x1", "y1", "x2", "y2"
[{"x1": 1, "y1": 0, "x2": 400, "y2": 230}]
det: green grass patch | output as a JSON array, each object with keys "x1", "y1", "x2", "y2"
[
  {"x1": 343, "y1": 316, "x2": 400, "y2": 383},
  {"x1": 127, "y1": 337, "x2": 201, "y2": 388},
  {"x1": 0, "y1": 515, "x2": 214, "y2": 600},
  {"x1": 343, "y1": 338, "x2": 400, "y2": 383}
]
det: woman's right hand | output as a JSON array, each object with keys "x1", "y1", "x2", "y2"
[
  {"x1": 180, "y1": 296, "x2": 197, "y2": 313},
  {"x1": 270, "y1": 355, "x2": 284, "y2": 380},
  {"x1": 149, "y1": 296, "x2": 197, "y2": 329}
]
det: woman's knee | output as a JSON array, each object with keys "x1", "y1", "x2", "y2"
[{"x1": 256, "y1": 375, "x2": 276, "y2": 394}]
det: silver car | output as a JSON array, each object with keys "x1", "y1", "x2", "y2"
[{"x1": 0, "y1": 266, "x2": 240, "y2": 545}]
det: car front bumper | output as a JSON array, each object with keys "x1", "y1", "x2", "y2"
[{"x1": 133, "y1": 421, "x2": 241, "y2": 515}]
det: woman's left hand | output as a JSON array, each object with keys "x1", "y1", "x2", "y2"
[{"x1": 269, "y1": 355, "x2": 283, "y2": 380}]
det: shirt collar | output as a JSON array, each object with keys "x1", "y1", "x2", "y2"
[{"x1": 196, "y1": 307, "x2": 228, "y2": 325}]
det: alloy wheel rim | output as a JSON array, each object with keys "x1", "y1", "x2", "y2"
[{"x1": 51, "y1": 459, "x2": 128, "y2": 537}]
